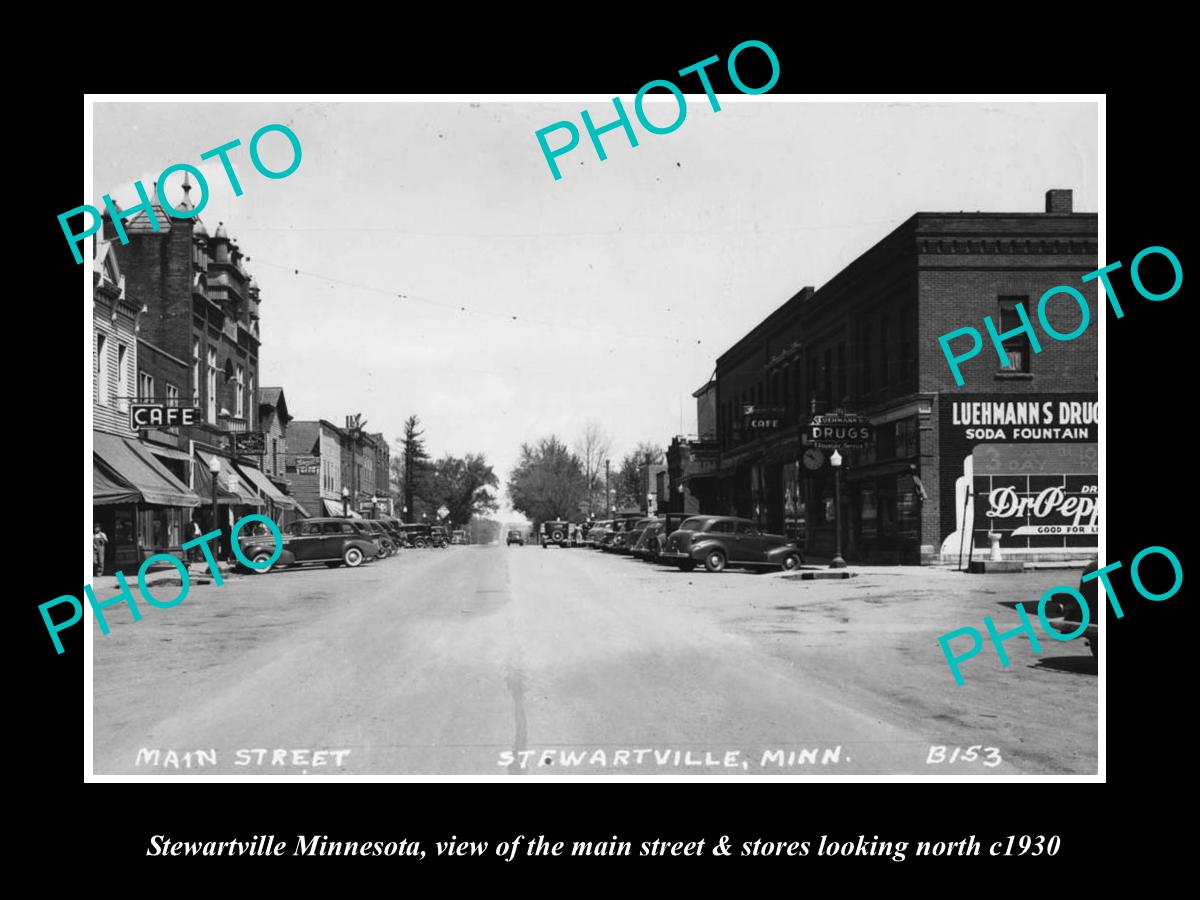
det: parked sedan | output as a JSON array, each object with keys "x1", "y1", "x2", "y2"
[
  {"x1": 587, "y1": 520, "x2": 612, "y2": 547},
  {"x1": 249, "y1": 517, "x2": 381, "y2": 570},
  {"x1": 620, "y1": 518, "x2": 657, "y2": 555},
  {"x1": 362, "y1": 519, "x2": 396, "y2": 557},
  {"x1": 660, "y1": 515, "x2": 805, "y2": 573}
]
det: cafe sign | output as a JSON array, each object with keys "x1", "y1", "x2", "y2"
[{"x1": 743, "y1": 405, "x2": 785, "y2": 432}]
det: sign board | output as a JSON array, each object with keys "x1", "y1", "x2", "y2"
[
  {"x1": 437, "y1": 505, "x2": 450, "y2": 519},
  {"x1": 808, "y1": 411, "x2": 873, "y2": 449},
  {"x1": 230, "y1": 431, "x2": 266, "y2": 455},
  {"x1": 743, "y1": 405, "x2": 785, "y2": 432},
  {"x1": 295, "y1": 456, "x2": 320, "y2": 475},
  {"x1": 130, "y1": 403, "x2": 198, "y2": 430}
]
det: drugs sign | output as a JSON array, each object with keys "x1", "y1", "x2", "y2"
[{"x1": 808, "y1": 413, "x2": 873, "y2": 449}]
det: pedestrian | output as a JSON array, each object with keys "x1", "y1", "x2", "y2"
[
  {"x1": 188, "y1": 517, "x2": 202, "y2": 564},
  {"x1": 93, "y1": 524, "x2": 108, "y2": 577}
]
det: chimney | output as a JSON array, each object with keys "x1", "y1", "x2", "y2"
[{"x1": 1045, "y1": 189, "x2": 1073, "y2": 214}]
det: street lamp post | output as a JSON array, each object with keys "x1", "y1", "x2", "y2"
[
  {"x1": 604, "y1": 459, "x2": 611, "y2": 518},
  {"x1": 207, "y1": 454, "x2": 222, "y2": 560},
  {"x1": 829, "y1": 449, "x2": 846, "y2": 569},
  {"x1": 342, "y1": 486, "x2": 350, "y2": 517}
]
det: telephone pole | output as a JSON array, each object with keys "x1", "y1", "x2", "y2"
[{"x1": 605, "y1": 458, "x2": 611, "y2": 518}]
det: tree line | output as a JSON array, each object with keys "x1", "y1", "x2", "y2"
[
  {"x1": 506, "y1": 421, "x2": 664, "y2": 525},
  {"x1": 391, "y1": 415, "x2": 499, "y2": 527}
]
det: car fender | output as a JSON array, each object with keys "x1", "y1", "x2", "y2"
[
  {"x1": 764, "y1": 544, "x2": 803, "y2": 564},
  {"x1": 687, "y1": 537, "x2": 725, "y2": 560}
]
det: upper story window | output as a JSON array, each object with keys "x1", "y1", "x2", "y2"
[
  {"x1": 96, "y1": 334, "x2": 109, "y2": 405},
  {"x1": 166, "y1": 383, "x2": 180, "y2": 407},
  {"x1": 997, "y1": 296, "x2": 1032, "y2": 373},
  {"x1": 116, "y1": 344, "x2": 130, "y2": 413},
  {"x1": 861, "y1": 325, "x2": 873, "y2": 394},
  {"x1": 206, "y1": 346, "x2": 218, "y2": 423},
  {"x1": 192, "y1": 340, "x2": 201, "y2": 407},
  {"x1": 234, "y1": 364, "x2": 245, "y2": 418},
  {"x1": 138, "y1": 371, "x2": 154, "y2": 402},
  {"x1": 879, "y1": 316, "x2": 890, "y2": 388}
]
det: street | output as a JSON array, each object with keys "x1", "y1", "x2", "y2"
[{"x1": 93, "y1": 546, "x2": 1097, "y2": 776}]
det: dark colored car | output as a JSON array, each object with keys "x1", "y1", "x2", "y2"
[
  {"x1": 1046, "y1": 556, "x2": 1099, "y2": 658},
  {"x1": 507, "y1": 530, "x2": 525, "y2": 546},
  {"x1": 541, "y1": 520, "x2": 571, "y2": 548},
  {"x1": 363, "y1": 519, "x2": 396, "y2": 557},
  {"x1": 619, "y1": 518, "x2": 656, "y2": 555},
  {"x1": 378, "y1": 517, "x2": 406, "y2": 546},
  {"x1": 586, "y1": 520, "x2": 610, "y2": 546},
  {"x1": 661, "y1": 515, "x2": 805, "y2": 573},
  {"x1": 608, "y1": 517, "x2": 645, "y2": 554},
  {"x1": 430, "y1": 526, "x2": 449, "y2": 548},
  {"x1": 400, "y1": 523, "x2": 434, "y2": 548},
  {"x1": 254, "y1": 517, "x2": 380, "y2": 570}
]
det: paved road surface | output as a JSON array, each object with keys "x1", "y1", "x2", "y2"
[{"x1": 93, "y1": 545, "x2": 1096, "y2": 776}]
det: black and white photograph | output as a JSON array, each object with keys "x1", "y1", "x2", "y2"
[{"x1": 82, "y1": 95, "x2": 1101, "y2": 779}]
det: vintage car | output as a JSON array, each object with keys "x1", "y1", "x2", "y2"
[
  {"x1": 451, "y1": 530, "x2": 467, "y2": 545},
  {"x1": 379, "y1": 517, "x2": 407, "y2": 546},
  {"x1": 236, "y1": 517, "x2": 381, "y2": 572},
  {"x1": 506, "y1": 529, "x2": 525, "y2": 546},
  {"x1": 619, "y1": 518, "x2": 657, "y2": 555},
  {"x1": 540, "y1": 520, "x2": 571, "y2": 548},
  {"x1": 400, "y1": 523, "x2": 434, "y2": 548},
  {"x1": 429, "y1": 525, "x2": 450, "y2": 548},
  {"x1": 362, "y1": 519, "x2": 396, "y2": 557},
  {"x1": 588, "y1": 520, "x2": 612, "y2": 547},
  {"x1": 1045, "y1": 556, "x2": 1099, "y2": 658},
  {"x1": 607, "y1": 516, "x2": 645, "y2": 554},
  {"x1": 660, "y1": 515, "x2": 805, "y2": 573}
]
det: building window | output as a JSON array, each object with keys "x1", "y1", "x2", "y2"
[
  {"x1": 998, "y1": 296, "x2": 1032, "y2": 373},
  {"x1": 272, "y1": 438, "x2": 279, "y2": 476},
  {"x1": 823, "y1": 349, "x2": 832, "y2": 408},
  {"x1": 166, "y1": 383, "x2": 179, "y2": 406},
  {"x1": 138, "y1": 371, "x2": 154, "y2": 402},
  {"x1": 900, "y1": 305, "x2": 915, "y2": 382},
  {"x1": 837, "y1": 342, "x2": 846, "y2": 404},
  {"x1": 879, "y1": 316, "x2": 890, "y2": 389},
  {"x1": 96, "y1": 334, "x2": 109, "y2": 405},
  {"x1": 248, "y1": 372, "x2": 255, "y2": 429},
  {"x1": 206, "y1": 347, "x2": 219, "y2": 423},
  {"x1": 897, "y1": 416, "x2": 919, "y2": 458},
  {"x1": 234, "y1": 364, "x2": 245, "y2": 418},
  {"x1": 116, "y1": 344, "x2": 129, "y2": 413},
  {"x1": 192, "y1": 339, "x2": 201, "y2": 408},
  {"x1": 861, "y1": 325, "x2": 873, "y2": 394}
]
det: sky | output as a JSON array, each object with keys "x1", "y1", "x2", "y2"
[{"x1": 92, "y1": 99, "x2": 1097, "y2": 520}]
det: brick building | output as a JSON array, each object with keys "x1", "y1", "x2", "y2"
[{"x1": 699, "y1": 189, "x2": 1097, "y2": 565}]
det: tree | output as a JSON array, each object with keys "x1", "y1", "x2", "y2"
[
  {"x1": 574, "y1": 421, "x2": 613, "y2": 518},
  {"x1": 613, "y1": 442, "x2": 665, "y2": 511},
  {"x1": 429, "y1": 453, "x2": 499, "y2": 527},
  {"x1": 398, "y1": 415, "x2": 432, "y2": 523},
  {"x1": 507, "y1": 436, "x2": 587, "y2": 524}
]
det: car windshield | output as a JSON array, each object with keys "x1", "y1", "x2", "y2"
[{"x1": 678, "y1": 518, "x2": 707, "y2": 531}]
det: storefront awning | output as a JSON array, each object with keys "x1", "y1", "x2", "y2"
[
  {"x1": 93, "y1": 433, "x2": 201, "y2": 508},
  {"x1": 93, "y1": 459, "x2": 140, "y2": 505},
  {"x1": 234, "y1": 461, "x2": 302, "y2": 512},
  {"x1": 322, "y1": 498, "x2": 362, "y2": 518},
  {"x1": 147, "y1": 444, "x2": 194, "y2": 463},
  {"x1": 195, "y1": 451, "x2": 266, "y2": 507}
]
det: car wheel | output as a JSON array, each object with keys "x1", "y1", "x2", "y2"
[
  {"x1": 414, "y1": 539, "x2": 426, "y2": 549},
  {"x1": 704, "y1": 550, "x2": 727, "y2": 573},
  {"x1": 249, "y1": 551, "x2": 274, "y2": 574},
  {"x1": 780, "y1": 552, "x2": 802, "y2": 572},
  {"x1": 344, "y1": 546, "x2": 365, "y2": 568},
  {"x1": 677, "y1": 560, "x2": 697, "y2": 572}
]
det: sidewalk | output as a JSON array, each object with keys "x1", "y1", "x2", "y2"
[{"x1": 90, "y1": 559, "x2": 238, "y2": 594}]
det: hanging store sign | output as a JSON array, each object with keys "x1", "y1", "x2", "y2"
[
  {"x1": 229, "y1": 432, "x2": 266, "y2": 455},
  {"x1": 808, "y1": 412, "x2": 873, "y2": 449},
  {"x1": 743, "y1": 405, "x2": 785, "y2": 431},
  {"x1": 294, "y1": 456, "x2": 320, "y2": 475},
  {"x1": 130, "y1": 403, "x2": 199, "y2": 430}
]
